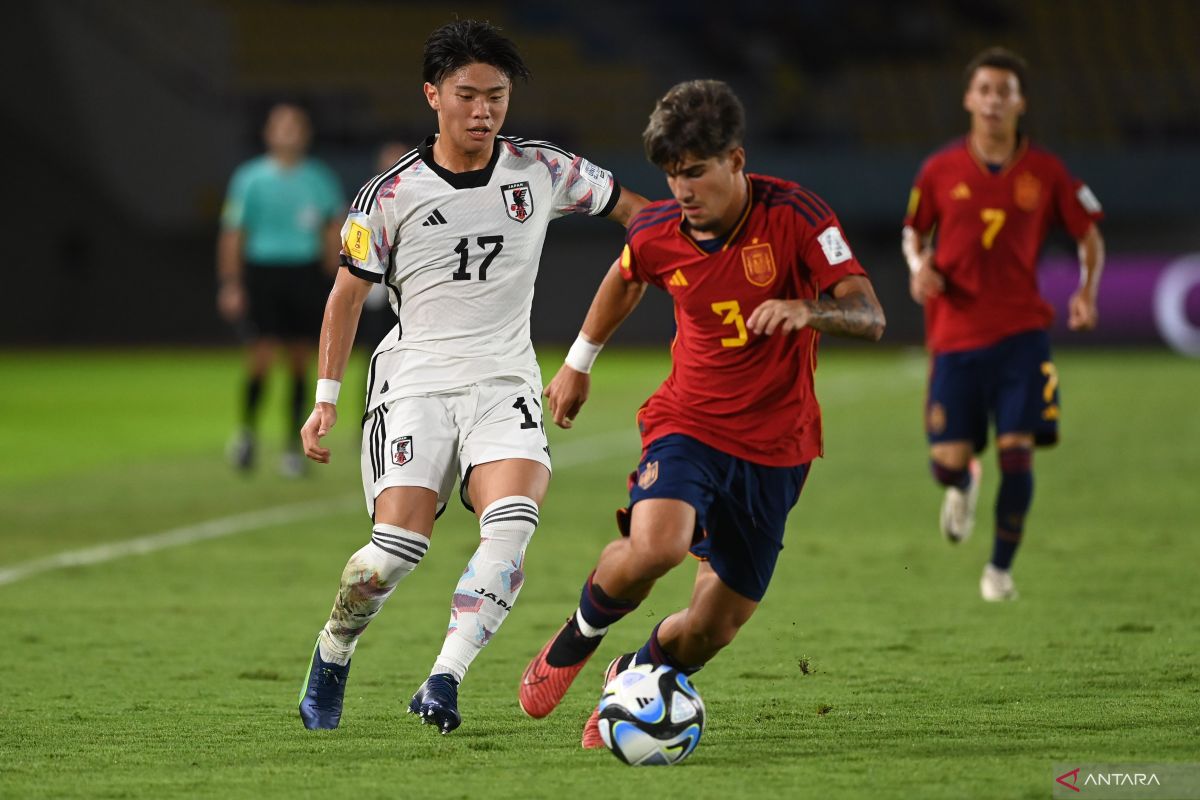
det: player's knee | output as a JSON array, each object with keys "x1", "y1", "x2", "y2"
[
  {"x1": 997, "y1": 445, "x2": 1033, "y2": 474},
  {"x1": 630, "y1": 536, "x2": 690, "y2": 579},
  {"x1": 346, "y1": 525, "x2": 431, "y2": 587},
  {"x1": 478, "y1": 495, "x2": 539, "y2": 547},
  {"x1": 930, "y1": 443, "x2": 972, "y2": 471}
]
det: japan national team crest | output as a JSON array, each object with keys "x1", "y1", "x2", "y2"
[
  {"x1": 501, "y1": 181, "x2": 534, "y2": 223},
  {"x1": 741, "y1": 242, "x2": 777, "y2": 287},
  {"x1": 391, "y1": 436, "x2": 413, "y2": 467},
  {"x1": 1014, "y1": 172, "x2": 1042, "y2": 211}
]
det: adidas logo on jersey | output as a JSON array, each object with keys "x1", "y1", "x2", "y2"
[
  {"x1": 668, "y1": 269, "x2": 689, "y2": 287},
  {"x1": 422, "y1": 209, "x2": 448, "y2": 226}
]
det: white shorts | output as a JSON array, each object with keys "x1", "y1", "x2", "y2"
[{"x1": 359, "y1": 377, "x2": 551, "y2": 518}]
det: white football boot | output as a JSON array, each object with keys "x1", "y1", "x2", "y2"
[
  {"x1": 939, "y1": 458, "x2": 982, "y2": 543},
  {"x1": 980, "y1": 563, "x2": 1018, "y2": 602}
]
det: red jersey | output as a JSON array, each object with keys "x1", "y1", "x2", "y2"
[
  {"x1": 905, "y1": 137, "x2": 1103, "y2": 353},
  {"x1": 620, "y1": 174, "x2": 867, "y2": 467}
]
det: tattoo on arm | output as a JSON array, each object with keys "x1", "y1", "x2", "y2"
[{"x1": 803, "y1": 292, "x2": 886, "y2": 341}]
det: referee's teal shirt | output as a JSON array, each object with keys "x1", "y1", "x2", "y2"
[{"x1": 221, "y1": 156, "x2": 344, "y2": 265}]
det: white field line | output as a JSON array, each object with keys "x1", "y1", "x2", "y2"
[
  {"x1": 0, "y1": 430, "x2": 638, "y2": 588},
  {"x1": 0, "y1": 355, "x2": 925, "y2": 588}
]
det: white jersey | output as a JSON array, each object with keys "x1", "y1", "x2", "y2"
[{"x1": 340, "y1": 135, "x2": 619, "y2": 409}]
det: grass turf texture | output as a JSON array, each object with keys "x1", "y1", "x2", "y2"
[{"x1": 1, "y1": 347, "x2": 1197, "y2": 799}]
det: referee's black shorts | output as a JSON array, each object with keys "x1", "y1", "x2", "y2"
[{"x1": 244, "y1": 261, "x2": 330, "y2": 340}]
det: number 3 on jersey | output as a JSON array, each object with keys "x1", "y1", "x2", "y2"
[
  {"x1": 711, "y1": 300, "x2": 748, "y2": 347},
  {"x1": 452, "y1": 235, "x2": 504, "y2": 280}
]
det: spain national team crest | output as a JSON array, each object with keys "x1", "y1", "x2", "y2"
[
  {"x1": 501, "y1": 181, "x2": 534, "y2": 223},
  {"x1": 927, "y1": 403, "x2": 947, "y2": 436},
  {"x1": 638, "y1": 460, "x2": 659, "y2": 490},
  {"x1": 1014, "y1": 172, "x2": 1042, "y2": 212},
  {"x1": 391, "y1": 436, "x2": 413, "y2": 467},
  {"x1": 741, "y1": 242, "x2": 777, "y2": 287}
]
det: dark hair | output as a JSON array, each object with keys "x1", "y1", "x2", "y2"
[
  {"x1": 422, "y1": 20, "x2": 531, "y2": 86},
  {"x1": 964, "y1": 47, "x2": 1028, "y2": 93},
  {"x1": 642, "y1": 80, "x2": 746, "y2": 169}
]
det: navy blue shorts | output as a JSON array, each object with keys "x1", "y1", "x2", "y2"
[
  {"x1": 926, "y1": 329, "x2": 1060, "y2": 453},
  {"x1": 619, "y1": 434, "x2": 810, "y2": 602}
]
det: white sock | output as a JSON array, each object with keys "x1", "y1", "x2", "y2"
[
  {"x1": 432, "y1": 496, "x2": 538, "y2": 682},
  {"x1": 575, "y1": 608, "x2": 608, "y2": 638},
  {"x1": 318, "y1": 524, "x2": 430, "y2": 665}
]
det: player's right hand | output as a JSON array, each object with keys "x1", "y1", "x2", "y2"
[
  {"x1": 217, "y1": 282, "x2": 246, "y2": 322},
  {"x1": 909, "y1": 262, "x2": 945, "y2": 304},
  {"x1": 301, "y1": 403, "x2": 337, "y2": 463},
  {"x1": 544, "y1": 365, "x2": 590, "y2": 429}
]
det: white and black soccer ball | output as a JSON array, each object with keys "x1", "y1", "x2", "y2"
[{"x1": 597, "y1": 663, "x2": 705, "y2": 766}]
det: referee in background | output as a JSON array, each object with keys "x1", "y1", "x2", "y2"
[{"x1": 217, "y1": 102, "x2": 345, "y2": 476}]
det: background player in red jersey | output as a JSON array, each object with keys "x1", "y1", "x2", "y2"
[
  {"x1": 901, "y1": 48, "x2": 1105, "y2": 601},
  {"x1": 517, "y1": 79, "x2": 885, "y2": 747}
]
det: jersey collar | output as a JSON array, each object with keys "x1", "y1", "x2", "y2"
[
  {"x1": 418, "y1": 134, "x2": 501, "y2": 189},
  {"x1": 966, "y1": 134, "x2": 1029, "y2": 177}
]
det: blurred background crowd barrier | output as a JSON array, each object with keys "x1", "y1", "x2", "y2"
[{"x1": 3, "y1": 0, "x2": 1197, "y2": 351}]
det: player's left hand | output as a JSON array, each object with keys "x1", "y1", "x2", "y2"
[
  {"x1": 746, "y1": 299, "x2": 811, "y2": 336},
  {"x1": 1067, "y1": 290, "x2": 1099, "y2": 331}
]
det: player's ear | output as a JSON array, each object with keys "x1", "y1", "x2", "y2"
[
  {"x1": 424, "y1": 82, "x2": 440, "y2": 112},
  {"x1": 728, "y1": 147, "x2": 746, "y2": 174}
]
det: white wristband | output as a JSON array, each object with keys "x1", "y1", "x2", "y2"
[
  {"x1": 564, "y1": 334, "x2": 603, "y2": 374},
  {"x1": 315, "y1": 379, "x2": 341, "y2": 405}
]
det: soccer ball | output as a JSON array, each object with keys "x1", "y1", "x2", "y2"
[{"x1": 597, "y1": 663, "x2": 705, "y2": 766}]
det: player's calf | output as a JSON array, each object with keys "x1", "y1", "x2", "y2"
[
  {"x1": 990, "y1": 446, "x2": 1033, "y2": 571},
  {"x1": 431, "y1": 496, "x2": 537, "y2": 685},
  {"x1": 300, "y1": 525, "x2": 429, "y2": 729},
  {"x1": 933, "y1": 458, "x2": 981, "y2": 543}
]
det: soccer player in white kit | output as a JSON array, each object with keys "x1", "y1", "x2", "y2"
[{"x1": 297, "y1": 20, "x2": 647, "y2": 733}]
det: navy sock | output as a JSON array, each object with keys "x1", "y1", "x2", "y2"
[
  {"x1": 634, "y1": 621, "x2": 701, "y2": 676},
  {"x1": 991, "y1": 447, "x2": 1033, "y2": 570},
  {"x1": 577, "y1": 572, "x2": 639, "y2": 630},
  {"x1": 931, "y1": 460, "x2": 972, "y2": 490}
]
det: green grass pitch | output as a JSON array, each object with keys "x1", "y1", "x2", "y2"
[{"x1": 1, "y1": 346, "x2": 1197, "y2": 799}]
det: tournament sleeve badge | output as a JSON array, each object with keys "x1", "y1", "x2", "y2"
[
  {"x1": 817, "y1": 226, "x2": 853, "y2": 266},
  {"x1": 501, "y1": 181, "x2": 534, "y2": 223},
  {"x1": 741, "y1": 242, "x2": 777, "y2": 287},
  {"x1": 346, "y1": 222, "x2": 372, "y2": 261}
]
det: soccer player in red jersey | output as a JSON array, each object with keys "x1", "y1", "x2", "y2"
[
  {"x1": 901, "y1": 47, "x2": 1105, "y2": 601},
  {"x1": 517, "y1": 79, "x2": 885, "y2": 746}
]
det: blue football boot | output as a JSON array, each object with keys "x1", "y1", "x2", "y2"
[
  {"x1": 298, "y1": 639, "x2": 351, "y2": 730},
  {"x1": 408, "y1": 673, "x2": 461, "y2": 734}
]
